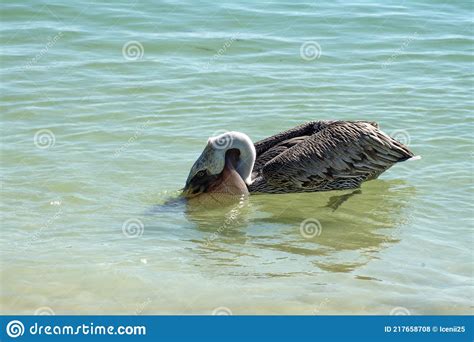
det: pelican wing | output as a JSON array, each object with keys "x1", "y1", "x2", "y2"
[
  {"x1": 251, "y1": 121, "x2": 413, "y2": 192},
  {"x1": 252, "y1": 120, "x2": 334, "y2": 177}
]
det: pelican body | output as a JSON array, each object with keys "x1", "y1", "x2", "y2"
[{"x1": 183, "y1": 120, "x2": 416, "y2": 197}]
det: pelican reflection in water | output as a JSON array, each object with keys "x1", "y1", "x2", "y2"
[{"x1": 183, "y1": 180, "x2": 416, "y2": 274}]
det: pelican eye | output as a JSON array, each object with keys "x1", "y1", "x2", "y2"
[{"x1": 196, "y1": 170, "x2": 207, "y2": 178}]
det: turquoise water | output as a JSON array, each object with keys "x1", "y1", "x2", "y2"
[{"x1": 1, "y1": 1, "x2": 473, "y2": 314}]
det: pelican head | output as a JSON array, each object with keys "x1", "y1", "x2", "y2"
[{"x1": 183, "y1": 131, "x2": 256, "y2": 198}]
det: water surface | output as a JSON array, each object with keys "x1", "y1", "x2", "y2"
[{"x1": 1, "y1": 0, "x2": 473, "y2": 314}]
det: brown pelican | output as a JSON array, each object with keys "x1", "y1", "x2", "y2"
[{"x1": 183, "y1": 120, "x2": 418, "y2": 198}]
